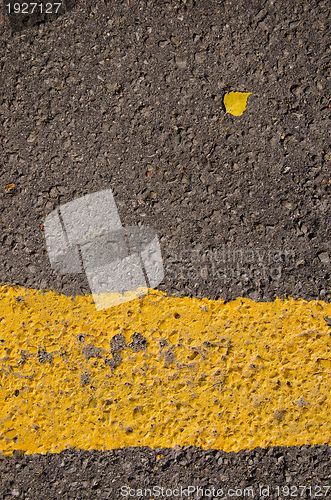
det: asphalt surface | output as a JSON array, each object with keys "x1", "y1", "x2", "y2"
[
  {"x1": 0, "y1": 0, "x2": 330, "y2": 302},
  {"x1": 1, "y1": 446, "x2": 330, "y2": 499},
  {"x1": 0, "y1": 0, "x2": 330, "y2": 498}
]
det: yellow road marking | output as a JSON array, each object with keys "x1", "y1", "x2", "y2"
[
  {"x1": 0, "y1": 285, "x2": 330, "y2": 455},
  {"x1": 4, "y1": 183, "x2": 17, "y2": 194},
  {"x1": 224, "y1": 91, "x2": 252, "y2": 116}
]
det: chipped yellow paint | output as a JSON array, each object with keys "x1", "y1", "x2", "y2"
[
  {"x1": 224, "y1": 91, "x2": 252, "y2": 116},
  {"x1": 0, "y1": 285, "x2": 330, "y2": 456},
  {"x1": 4, "y1": 183, "x2": 16, "y2": 194}
]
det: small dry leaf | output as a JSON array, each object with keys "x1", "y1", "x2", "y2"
[{"x1": 224, "y1": 91, "x2": 252, "y2": 116}]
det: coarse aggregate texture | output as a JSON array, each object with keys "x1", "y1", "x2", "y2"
[
  {"x1": 0, "y1": 446, "x2": 330, "y2": 500},
  {"x1": 0, "y1": 285, "x2": 330, "y2": 456},
  {"x1": 0, "y1": 0, "x2": 330, "y2": 496},
  {"x1": 0, "y1": 0, "x2": 330, "y2": 301}
]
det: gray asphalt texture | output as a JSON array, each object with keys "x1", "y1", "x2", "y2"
[
  {"x1": 1, "y1": 446, "x2": 330, "y2": 500},
  {"x1": 0, "y1": 0, "x2": 330, "y2": 302},
  {"x1": 0, "y1": 0, "x2": 330, "y2": 498}
]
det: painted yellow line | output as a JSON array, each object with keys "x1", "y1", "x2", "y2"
[{"x1": 0, "y1": 285, "x2": 330, "y2": 455}]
